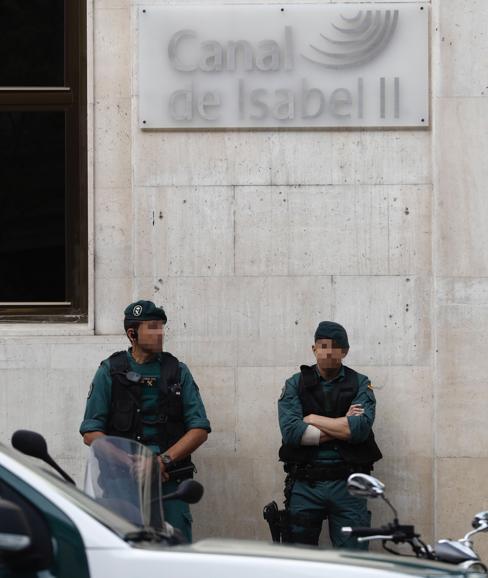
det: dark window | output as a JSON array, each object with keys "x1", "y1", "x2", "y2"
[
  {"x1": 0, "y1": 0, "x2": 64, "y2": 87},
  {"x1": 0, "y1": 1, "x2": 87, "y2": 322},
  {"x1": 0, "y1": 112, "x2": 66, "y2": 302}
]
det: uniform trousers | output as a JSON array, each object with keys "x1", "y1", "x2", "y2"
[
  {"x1": 162, "y1": 479, "x2": 193, "y2": 543},
  {"x1": 288, "y1": 478, "x2": 370, "y2": 548}
]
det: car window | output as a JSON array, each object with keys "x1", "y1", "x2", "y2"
[
  {"x1": 0, "y1": 479, "x2": 53, "y2": 577},
  {"x1": 0, "y1": 472, "x2": 89, "y2": 578}
]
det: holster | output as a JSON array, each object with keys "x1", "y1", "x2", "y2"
[
  {"x1": 167, "y1": 463, "x2": 196, "y2": 482},
  {"x1": 263, "y1": 501, "x2": 290, "y2": 543}
]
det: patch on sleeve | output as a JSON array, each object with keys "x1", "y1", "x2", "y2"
[
  {"x1": 87, "y1": 383, "x2": 94, "y2": 399},
  {"x1": 367, "y1": 382, "x2": 374, "y2": 390},
  {"x1": 279, "y1": 385, "x2": 287, "y2": 401}
]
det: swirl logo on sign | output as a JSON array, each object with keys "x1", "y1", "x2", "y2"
[{"x1": 302, "y1": 10, "x2": 399, "y2": 70}]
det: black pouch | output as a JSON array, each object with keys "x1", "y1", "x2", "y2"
[
  {"x1": 166, "y1": 383, "x2": 184, "y2": 419},
  {"x1": 165, "y1": 419, "x2": 185, "y2": 439},
  {"x1": 111, "y1": 399, "x2": 135, "y2": 432}
]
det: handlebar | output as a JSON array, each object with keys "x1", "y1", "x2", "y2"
[
  {"x1": 342, "y1": 524, "x2": 419, "y2": 544},
  {"x1": 358, "y1": 535, "x2": 395, "y2": 543},
  {"x1": 342, "y1": 526, "x2": 389, "y2": 538}
]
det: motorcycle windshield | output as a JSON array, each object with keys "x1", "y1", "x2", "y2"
[{"x1": 84, "y1": 436, "x2": 163, "y2": 529}]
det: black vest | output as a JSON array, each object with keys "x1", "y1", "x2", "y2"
[
  {"x1": 279, "y1": 365, "x2": 382, "y2": 467},
  {"x1": 106, "y1": 351, "x2": 191, "y2": 468}
]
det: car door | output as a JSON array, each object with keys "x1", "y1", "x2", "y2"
[{"x1": 0, "y1": 466, "x2": 90, "y2": 578}]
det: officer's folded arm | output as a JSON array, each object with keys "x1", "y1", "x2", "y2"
[
  {"x1": 303, "y1": 414, "x2": 352, "y2": 440},
  {"x1": 300, "y1": 425, "x2": 335, "y2": 445},
  {"x1": 347, "y1": 414, "x2": 373, "y2": 444},
  {"x1": 300, "y1": 425, "x2": 321, "y2": 446}
]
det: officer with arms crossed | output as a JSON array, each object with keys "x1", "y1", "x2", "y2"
[
  {"x1": 278, "y1": 321, "x2": 382, "y2": 548},
  {"x1": 80, "y1": 300, "x2": 211, "y2": 542}
]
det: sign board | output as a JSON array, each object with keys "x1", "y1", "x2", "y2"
[{"x1": 138, "y1": 4, "x2": 429, "y2": 129}]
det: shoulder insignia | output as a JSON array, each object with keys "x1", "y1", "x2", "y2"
[
  {"x1": 367, "y1": 382, "x2": 374, "y2": 390},
  {"x1": 87, "y1": 383, "x2": 94, "y2": 399}
]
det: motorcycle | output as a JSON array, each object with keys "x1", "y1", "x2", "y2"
[
  {"x1": 341, "y1": 473, "x2": 488, "y2": 573},
  {"x1": 11, "y1": 430, "x2": 203, "y2": 545},
  {"x1": 84, "y1": 435, "x2": 203, "y2": 543}
]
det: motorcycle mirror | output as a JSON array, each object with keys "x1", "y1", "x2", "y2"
[
  {"x1": 472, "y1": 511, "x2": 488, "y2": 530},
  {"x1": 162, "y1": 480, "x2": 204, "y2": 504},
  {"x1": 11, "y1": 430, "x2": 76, "y2": 486},
  {"x1": 347, "y1": 473, "x2": 385, "y2": 498},
  {"x1": 12, "y1": 430, "x2": 49, "y2": 461}
]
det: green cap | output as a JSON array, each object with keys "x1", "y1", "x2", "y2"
[
  {"x1": 314, "y1": 321, "x2": 349, "y2": 349},
  {"x1": 124, "y1": 300, "x2": 167, "y2": 323}
]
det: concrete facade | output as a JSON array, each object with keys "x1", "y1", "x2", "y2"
[{"x1": 1, "y1": 0, "x2": 487, "y2": 559}]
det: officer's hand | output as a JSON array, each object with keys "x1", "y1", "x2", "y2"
[
  {"x1": 157, "y1": 455, "x2": 170, "y2": 482},
  {"x1": 346, "y1": 404, "x2": 364, "y2": 417},
  {"x1": 129, "y1": 455, "x2": 152, "y2": 481},
  {"x1": 303, "y1": 414, "x2": 317, "y2": 424}
]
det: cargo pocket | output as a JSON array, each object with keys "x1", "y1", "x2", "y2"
[{"x1": 112, "y1": 400, "x2": 135, "y2": 432}]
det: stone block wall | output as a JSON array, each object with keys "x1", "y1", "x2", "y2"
[{"x1": 433, "y1": 0, "x2": 488, "y2": 561}]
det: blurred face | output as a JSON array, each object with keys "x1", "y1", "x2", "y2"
[
  {"x1": 136, "y1": 320, "x2": 164, "y2": 353},
  {"x1": 312, "y1": 338, "x2": 347, "y2": 371}
]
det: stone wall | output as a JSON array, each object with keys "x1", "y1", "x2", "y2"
[{"x1": 432, "y1": 0, "x2": 488, "y2": 561}]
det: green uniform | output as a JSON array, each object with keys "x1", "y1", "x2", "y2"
[
  {"x1": 278, "y1": 365, "x2": 376, "y2": 548},
  {"x1": 80, "y1": 349, "x2": 211, "y2": 542}
]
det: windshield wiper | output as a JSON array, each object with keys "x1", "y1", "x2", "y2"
[
  {"x1": 124, "y1": 529, "x2": 166, "y2": 542},
  {"x1": 124, "y1": 528, "x2": 184, "y2": 545}
]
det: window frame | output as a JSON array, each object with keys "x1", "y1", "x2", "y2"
[{"x1": 0, "y1": 0, "x2": 88, "y2": 323}]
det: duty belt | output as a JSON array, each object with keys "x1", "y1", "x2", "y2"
[{"x1": 285, "y1": 462, "x2": 370, "y2": 482}]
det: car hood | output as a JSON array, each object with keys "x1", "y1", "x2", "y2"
[{"x1": 183, "y1": 539, "x2": 470, "y2": 576}]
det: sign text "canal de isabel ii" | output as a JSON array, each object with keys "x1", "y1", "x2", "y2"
[{"x1": 138, "y1": 4, "x2": 429, "y2": 129}]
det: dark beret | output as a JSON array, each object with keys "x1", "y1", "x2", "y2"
[
  {"x1": 124, "y1": 300, "x2": 167, "y2": 323},
  {"x1": 314, "y1": 321, "x2": 349, "y2": 349}
]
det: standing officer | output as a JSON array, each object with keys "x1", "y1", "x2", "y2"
[
  {"x1": 80, "y1": 300, "x2": 211, "y2": 542},
  {"x1": 278, "y1": 321, "x2": 382, "y2": 548}
]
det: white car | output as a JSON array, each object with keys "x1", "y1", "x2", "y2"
[{"x1": 0, "y1": 436, "x2": 473, "y2": 578}]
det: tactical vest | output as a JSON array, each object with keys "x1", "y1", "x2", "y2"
[
  {"x1": 279, "y1": 365, "x2": 382, "y2": 468},
  {"x1": 106, "y1": 351, "x2": 191, "y2": 469}
]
